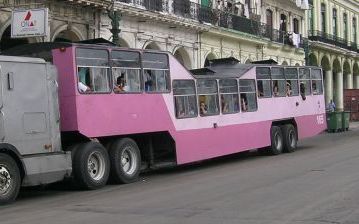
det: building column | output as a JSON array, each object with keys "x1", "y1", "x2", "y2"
[
  {"x1": 346, "y1": 73, "x2": 353, "y2": 89},
  {"x1": 354, "y1": 75, "x2": 359, "y2": 89},
  {"x1": 335, "y1": 72, "x2": 344, "y2": 111},
  {"x1": 325, "y1": 70, "x2": 333, "y2": 105}
]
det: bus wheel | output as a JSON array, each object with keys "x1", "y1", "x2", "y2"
[
  {"x1": 72, "y1": 142, "x2": 110, "y2": 190},
  {"x1": 109, "y1": 138, "x2": 141, "y2": 184},
  {"x1": 281, "y1": 124, "x2": 297, "y2": 153},
  {"x1": 0, "y1": 153, "x2": 21, "y2": 205},
  {"x1": 269, "y1": 126, "x2": 284, "y2": 155}
]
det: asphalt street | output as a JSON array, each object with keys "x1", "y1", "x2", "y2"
[{"x1": 1, "y1": 126, "x2": 359, "y2": 224}]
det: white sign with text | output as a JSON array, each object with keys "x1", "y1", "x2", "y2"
[{"x1": 11, "y1": 8, "x2": 48, "y2": 38}]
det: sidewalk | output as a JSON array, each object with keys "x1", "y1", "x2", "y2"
[{"x1": 349, "y1": 121, "x2": 359, "y2": 130}]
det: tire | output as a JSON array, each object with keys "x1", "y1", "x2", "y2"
[
  {"x1": 109, "y1": 138, "x2": 141, "y2": 184},
  {"x1": 281, "y1": 124, "x2": 297, "y2": 153},
  {"x1": 0, "y1": 153, "x2": 21, "y2": 205},
  {"x1": 72, "y1": 142, "x2": 110, "y2": 190},
  {"x1": 268, "y1": 126, "x2": 284, "y2": 155}
]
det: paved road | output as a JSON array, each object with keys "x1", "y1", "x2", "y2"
[{"x1": 2, "y1": 128, "x2": 359, "y2": 224}]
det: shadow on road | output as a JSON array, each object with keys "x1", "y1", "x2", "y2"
[{"x1": 15, "y1": 143, "x2": 322, "y2": 203}]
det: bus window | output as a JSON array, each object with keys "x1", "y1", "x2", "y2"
[
  {"x1": 197, "y1": 79, "x2": 219, "y2": 116},
  {"x1": 311, "y1": 69, "x2": 323, "y2": 95},
  {"x1": 256, "y1": 67, "x2": 272, "y2": 98},
  {"x1": 111, "y1": 51, "x2": 141, "y2": 93},
  {"x1": 271, "y1": 67, "x2": 286, "y2": 97},
  {"x1": 173, "y1": 80, "x2": 198, "y2": 118},
  {"x1": 299, "y1": 68, "x2": 311, "y2": 97},
  {"x1": 284, "y1": 68, "x2": 299, "y2": 96},
  {"x1": 76, "y1": 48, "x2": 110, "y2": 93},
  {"x1": 142, "y1": 53, "x2": 170, "y2": 92},
  {"x1": 239, "y1": 79, "x2": 257, "y2": 112},
  {"x1": 219, "y1": 79, "x2": 239, "y2": 114}
]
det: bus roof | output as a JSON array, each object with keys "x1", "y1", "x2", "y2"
[
  {"x1": 1, "y1": 39, "x2": 170, "y2": 58},
  {"x1": 191, "y1": 61, "x2": 254, "y2": 79},
  {"x1": 0, "y1": 55, "x2": 45, "y2": 64}
]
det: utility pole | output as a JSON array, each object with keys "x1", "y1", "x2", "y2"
[{"x1": 107, "y1": 1, "x2": 121, "y2": 46}]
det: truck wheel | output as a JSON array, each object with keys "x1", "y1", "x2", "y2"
[
  {"x1": 72, "y1": 142, "x2": 110, "y2": 190},
  {"x1": 0, "y1": 153, "x2": 21, "y2": 205},
  {"x1": 109, "y1": 138, "x2": 141, "y2": 184},
  {"x1": 281, "y1": 124, "x2": 297, "y2": 153},
  {"x1": 268, "y1": 126, "x2": 283, "y2": 155}
]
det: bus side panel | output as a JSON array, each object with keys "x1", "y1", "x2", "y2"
[
  {"x1": 295, "y1": 113, "x2": 327, "y2": 139},
  {"x1": 52, "y1": 48, "x2": 79, "y2": 132},
  {"x1": 75, "y1": 94, "x2": 176, "y2": 137},
  {"x1": 174, "y1": 121, "x2": 272, "y2": 165}
]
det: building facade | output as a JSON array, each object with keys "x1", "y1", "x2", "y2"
[
  {"x1": 0, "y1": 0, "x2": 106, "y2": 52},
  {"x1": 307, "y1": 0, "x2": 359, "y2": 110},
  {"x1": 199, "y1": 0, "x2": 308, "y2": 67}
]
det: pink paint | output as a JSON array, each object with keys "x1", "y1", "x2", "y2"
[{"x1": 52, "y1": 46, "x2": 327, "y2": 166}]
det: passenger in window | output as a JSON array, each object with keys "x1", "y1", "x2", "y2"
[
  {"x1": 78, "y1": 81, "x2": 91, "y2": 93},
  {"x1": 144, "y1": 70, "x2": 153, "y2": 91},
  {"x1": 286, "y1": 82, "x2": 292, "y2": 96},
  {"x1": 176, "y1": 101, "x2": 185, "y2": 118},
  {"x1": 200, "y1": 102, "x2": 208, "y2": 116},
  {"x1": 221, "y1": 96, "x2": 229, "y2": 113},
  {"x1": 273, "y1": 82, "x2": 279, "y2": 97},
  {"x1": 312, "y1": 82, "x2": 318, "y2": 94},
  {"x1": 257, "y1": 81, "x2": 264, "y2": 97},
  {"x1": 114, "y1": 74, "x2": 128, "y2": 93},
  {"x1": 78, "y1": 67, "x2": 91, "y2": 93},
  {"x1": 241, "y1": 96, "x2": 248, "y2": 112},
  {"x1": 300, "y1": 82, "x2": 306, "y2": 100}
]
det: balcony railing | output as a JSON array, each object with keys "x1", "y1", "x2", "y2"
[
  {"x1": 115, "y1": 0, "x2": 303, "y2": 48},
  {"x1": 308, "y1": 30, "x2": 359, "y2": 53}
]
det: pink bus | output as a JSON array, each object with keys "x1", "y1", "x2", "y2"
[{"x1": 1, "y1": 42, "x2": 326, "y2": 203}]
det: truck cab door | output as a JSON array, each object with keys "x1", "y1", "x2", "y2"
[{"x1": 0, "y1": 66, "x2": 4, "y2": 141}]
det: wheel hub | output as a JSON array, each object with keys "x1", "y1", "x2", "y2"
[
  {"x1": 0, "y1": 166, "x2": 11, "y2": 194},
  {"x1": 87, "y1": 152, "x2": 105, "y2": 181},
  {"x1": 121, "y1": 147, "x2": 137, "y2": 175}
]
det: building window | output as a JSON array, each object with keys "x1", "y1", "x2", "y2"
[
  {"x1": 293, "y1": 18, "x2": 299, "y2": 34},
  {"x1": 353, "y1": 17, "x2": 357, "y2": 43},
  {"x1": 173, "y1": 80, "x2": 198, "y2": 118},
  {"x1": 343, "y1": 13, "x2": 348, "y2": 41},
  {"x1": 333, "y1": 8, "x2": 337, "y2": 37},
  {"x1": 280, "y1": 14, "x2": 287, "y2": 32},
  {"x1": 308, "y1": 7, "x2": 314, "y2": 32},
  {"x1": 266, "y1": 9, "x2": 273, "y2": 27},
  {"x1": 321, "y1": 3, "x2": 326, "y2": 33}
]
